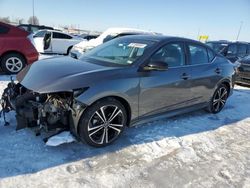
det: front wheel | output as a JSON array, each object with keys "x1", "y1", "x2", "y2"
[
  {"x1": 78, "y1": 98, "x2": 127, "y2": 147},
  {"x1": 207, "y1": 84, "x2": 228, "y2": 113}
]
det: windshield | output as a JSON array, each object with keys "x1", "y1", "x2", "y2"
[
  {"x1": 81, "y1": 37, "x2": 155, "y2": 65},
  {"x1": 206, "y1": 42, "x2": 228, "y2": 53}
]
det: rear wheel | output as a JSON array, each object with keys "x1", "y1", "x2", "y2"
[
  {"x1": 1, "y1": 53, "x2": 26, "y2": 74},
  {"x1": 78, "y1": 98, "x2": 127, "y2": 147},
  {"x1": 207, "y1": 84, "x2": 228, "y2": 113}
]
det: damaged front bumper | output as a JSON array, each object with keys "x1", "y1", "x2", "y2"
[{"x1": 1, "y1": 80, "x2": 86, "y2": 141}]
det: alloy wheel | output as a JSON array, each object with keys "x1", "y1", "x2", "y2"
[
  {"x1": 87, "y1": 105, "x2": 124, "y2": 145},
  {"x1": 5, "y1": 57, "x2": 23, "y2": 73},
  {"x1": 212, "y1": 86, "x2": 228, "y2": 112}
]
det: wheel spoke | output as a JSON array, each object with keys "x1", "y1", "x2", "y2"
[
  {"x1": 108, "y1": 106, "x2": 118, "y2": 121},
  {"x1": 89, "y1": 126, "x2": 104, "y2": 137},
  {"x1": 105, "y1": 128, "x2": 109, "y2": 143},
  {"x1": 100, "y1": 128, "x2": 106, "y2": 144},
  {"x1": 88, "y1": 124, "x2": 104, "y2": 131},
  {"x1": 215, "y1": 102, "x2": 220, "y2": 111},
  {"x1": 109, "y1": 123, "x2": 123, "y2": 127},
  {"x1": 109, "y1": 109, "x2": 122, "y2": 123},
  {"x1": 108, "y1": 125, "x2": 121, "y2": 133},
  {"x1": 100, "y1": 106, "x2": 107, "y2": 122},
  {"x1": 95, "y1": 111, "x2": 105, "y2": 123},
  {"x1": 221, "y1": 89, "x2": 227, "y2": 98},
  {"x1": 220, "y1": 99, "x2": 226, "y2": 106}
]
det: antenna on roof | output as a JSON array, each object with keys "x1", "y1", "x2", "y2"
[{"x1": 236, "y1": 21, "x2": 243, "y2": 41}]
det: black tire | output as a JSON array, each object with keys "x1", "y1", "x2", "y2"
[
  {"x1": 78, "y1": 98, "x2": 127, "y2": 147},
  {"x1": 1, "y1": 53, "x2": 26, "y2": 74},
  {"x1": 206, "y1": 84, "x2": 229, "y2": 114}
]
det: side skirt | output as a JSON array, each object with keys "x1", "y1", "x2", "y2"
[{"x1": 130, "y1": 102, "x2": 208, "y2": 127}]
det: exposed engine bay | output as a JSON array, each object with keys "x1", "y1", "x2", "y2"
[{"x1": 1, "y1": 80, "x2": 85, "y2": 141}]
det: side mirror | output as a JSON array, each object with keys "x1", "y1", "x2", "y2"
[{"x1": 143, "y1": 61, "x2": 168, "y2": 71}]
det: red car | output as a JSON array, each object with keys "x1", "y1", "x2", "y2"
[{"x1": 0, "y1": 22, "x2": 39, "y2": 74}]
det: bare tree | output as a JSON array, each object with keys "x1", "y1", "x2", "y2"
[
  {"x1": 0, "y1": 17, "x2": 10, "y2": 23},
  {"x1": 28, "y1": 16, "x2": 39, "y2": 25}
]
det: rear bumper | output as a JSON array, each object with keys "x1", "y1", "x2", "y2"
[{"x1": 235, "y1": 72, "x2": 250, "y2": 85}]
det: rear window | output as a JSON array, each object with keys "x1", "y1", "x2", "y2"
[
  {"x1": 0, "y1": 25, "x2": 10, "y2": 34},
  {"x1": 53, "y1": 32, "x2": 72, "y2": 39},
  {"x1": 34, "y1": 30, "x2": 46, "y2": 37}
]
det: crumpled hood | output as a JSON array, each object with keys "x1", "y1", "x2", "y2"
[{"x1": 17, "y1": 56, "x2": 116, "y2": 93}]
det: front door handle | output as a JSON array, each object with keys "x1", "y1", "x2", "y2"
[
  {"x1": 181, "y1": 73, "x2": 190, "y2": 80},
  {"x1": 215, "y1": 68, "x2": 221, "y2": 74}
]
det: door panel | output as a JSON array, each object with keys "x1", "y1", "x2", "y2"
[
  {"x1": 186, "y1": 43, "x2": 222, "y2": 103},
  {"x1": 138, "y1": 42, "x2": 196, "y2": 117},
  {"x1": 139, "y1": 67, "x2": 195, "y2": 117}
]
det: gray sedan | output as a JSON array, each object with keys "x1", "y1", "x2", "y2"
[{"x1": 1, "y1": 35, "x2": 236, "y2": 147}]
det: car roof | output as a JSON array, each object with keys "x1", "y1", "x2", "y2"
[{"x1": 117, "y1": 34, "x2": 203, "y2": 44}]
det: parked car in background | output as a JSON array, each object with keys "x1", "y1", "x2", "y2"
[
  {"x1": 33, "y1": 30, "x2": 83, "y2": 54},
  {"x1": 2, "y1": 35, "x2": 235, "y2": 147},
  {"x1": 0, "y1": 22, "x2": 38, "y2": 74},
  {"x1": 235, "y1": 55, "x2": 250, "y2": 85},
  {"x1": 206, "y1": 41, "x2": 250, "y2": 63},
  {"x1": 18, "y1": 24, "x2": 54, "y2": 33},
  {"x1": 79, "y1": 34, "x2": 99, "y2": 41},
  {"x1": 70, "y1": 27, "x2": 156, "y2": 59}
]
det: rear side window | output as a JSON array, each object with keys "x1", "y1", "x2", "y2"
[
  {"x1": 0, "y1": 25, "x2": 10, "y2": 34},
  {"x1": 53, "y1": 32, "x2": 72, "y2": 39},
  {"x1": 248, "y1": 44, "x2": 250, "y2": 54},
  {"x1": 188, "y1": 44, "x2": 209, "y2": 65},
  {"x1": 238, "y1": 44, "x2": 247, "y2": 57}
]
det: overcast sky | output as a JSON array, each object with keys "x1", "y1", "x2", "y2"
[{"x1": 0, "y1": 0, "x2": 249, "y2": 41}]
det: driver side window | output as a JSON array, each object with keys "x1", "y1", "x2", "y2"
[{"x1": 149, "y1": 43, "x2": 185, "y2": 68}]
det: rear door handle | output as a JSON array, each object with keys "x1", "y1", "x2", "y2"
[
  {"x1": 215, "y1": 68, "x2": 221, "y2": 74},
  {"x1": 181, "y1": 73, "x2": 190, "y2": 80}
]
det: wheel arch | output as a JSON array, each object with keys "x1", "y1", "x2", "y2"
[
  {"x1": 0, "y1": 50, "x2": 27, "y2": 64},
  {"x1": 217, "y1": 78, "x2": 232, "y2": 96}
]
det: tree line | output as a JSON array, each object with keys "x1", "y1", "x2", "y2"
[{"x1": 0, "y1": 16, "x2": 39, "y2": 25}]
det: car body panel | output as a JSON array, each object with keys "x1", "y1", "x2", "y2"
[
  {"x1": 236, "y1": 55, "x2": 250, "y2": 85},
  {"x1": 15, "y1": 35, "x2": 235, "y2": 128},
  {"x1": 0, "y1": 22, "x2": 39, "y2": 65},
  {"x1": 33, "y1": 30, "x2": 83, "y2": 54}
]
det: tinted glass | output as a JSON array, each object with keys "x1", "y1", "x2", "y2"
[
  {"x1": 0, "y1": 25, "x2": 10, "y2": 34},
  {"x1": 227, "y1": 44, "x2": 237, "y2": 55},
  {"x1": 34, "y1": 30, "x2": 46, "y2": 37},
  {"x1": 248, "y1": 44, "x2": 250, "y2": 54},
  {"x1": 206, "y1": 42, "x2": 228, "y2": 53},
  {"x1": 150, "y1": 43, "x2": 185, "y2": 67},
  {"x1": 30, "y1": 26, "x2": 40, "y2": 33},
  {"x1": 83, "y1": 38, "x2": 155, "y2": 65},
  {"x1": 53, "y1": 32, "x2": 72, "y2": 39},
  {"x1": 238, "y1": 44, "x2": 247, "y2": 57},
  {"x1": 188, "y1": 44, "x2": 209, "y2": 65}
]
